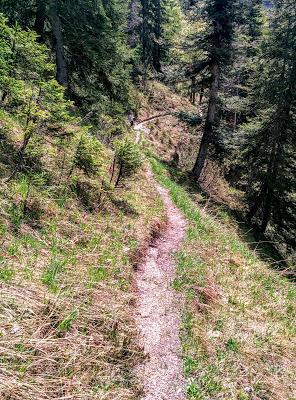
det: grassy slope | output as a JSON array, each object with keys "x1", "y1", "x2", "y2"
[
  {"x1": 151, "y1": 159, "x2": 295, "y2": 400},
  {"x1": 1, "y1": 82, "x2": 295, "y2": 400},
  {"x1": 0, "y1": 113, "x2": 166, "y2": 399}
]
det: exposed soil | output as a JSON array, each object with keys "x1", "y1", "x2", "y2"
[{"x1": 134, "y1": 169, "x2": 187, "y2": 400}]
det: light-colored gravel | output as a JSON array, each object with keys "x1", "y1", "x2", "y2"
[{"x1": 135, "y1": 173, "x2": 187, "y2": 400}]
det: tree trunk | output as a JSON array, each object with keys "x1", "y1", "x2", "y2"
[
  {"x1": 140, "y1": 0, "x2": 149, "y2": 68},
  {"x1": 152, "y1": 0, "x2": 162, "y2": 72},
  {"x1": 190, "y1": 76, "x2": 196, "y2": 104},
  {"x1": 199, "y1": 86, "x2": 204, "y2": 104},
  {"x1": 192, "y1": 62, "x2": 220, "y2": 180},
  {"x1": 34, "y1": 0, "x2": 47, "y2": 41},
  {"x1": 261, "y1": 187, "x2": 273, "y2": 232},
  {"x1": 115, "y1": 163, "x2": 123, "y2": 188},
  {"x1": 247, "y1": 182, "x2": 267, "y2": 221},
  {"x1": 48, "y1": 0, "x2": 68, "y2": 86}
]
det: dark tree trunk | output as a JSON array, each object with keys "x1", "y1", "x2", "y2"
[
  {"x1": 247, "y1": 178, "x2": 268, "y2": 222},
  {"x1": 199, "y1": 86, "x2": 204, "y2": 104},
  {"x1": 152, "y1": 0, "x2": 162, "y2": 72},
  {"x1": 1, "y1": 90, "x2": 8, "y2": 103},
  {"x1": 140, "y1": 0, "x2": 149, "y2": 68},
  {"x1": 49, "y1": 0, "x2": 68, "y2": 86},
  {"x1": 115, "y1": 163, "x2": 123, "y2": 188},
  {"x1": 261, "y1": 188, "x2": 273, "y2": 232},
  {"x1": 34, "y1": 0, "x2": 47, "y2": 41},
  {"x1": 192, "y1": 62, "x2": 220, "y2": 180},
  {"x1": 190, "y1": 76, "x2": 196, "y2": 104},
  {"x1": 248, "y1": 115, "x2": 287, "y2": 232},
  {"x1": 247, "y1": 139, "x2": 276, "y2": 226}
]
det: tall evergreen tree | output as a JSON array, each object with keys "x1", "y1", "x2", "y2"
[
  {"x1": 243, "y1": 1, "x2": 296, "y2": 249},
  {"x1": 191, "y1": 0, "x2": 235, "y2": 180},
  {"x1": 0, "y1": 0, "x2": 132, "y2": 112},
  {"x1": 140, "y1": 0, "x2": 164, "y2": 72}
]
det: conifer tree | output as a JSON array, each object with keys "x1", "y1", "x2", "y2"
[
  {"x1": 191, "y1": 0, "x2": 235, "y2": 180},
  {"x1": 140, "y1": 0, "x2": 164, "y2": 72},
  {"x1": 243, "y1": 1, "x2": 296, "y2": 248},
  {"x1": 0, "y1": 0, "x2": 132, "y2": 112}
]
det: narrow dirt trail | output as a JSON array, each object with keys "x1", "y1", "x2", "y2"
[{"x1": 134, "y1": 168, "x2": 187, "y2": 400}]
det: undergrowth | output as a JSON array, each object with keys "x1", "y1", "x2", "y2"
[
  {"x1": 0, "y1": 152, "x2": 165, "y2": 400},
  {"x1": 151, "y1": 158, "x2": 296, "y2": 400}
]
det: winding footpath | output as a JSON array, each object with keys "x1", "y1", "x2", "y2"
[{"x1": 134, "y1": 119, "x2": 187, "y2": 399}]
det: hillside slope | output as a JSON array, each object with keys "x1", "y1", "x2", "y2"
[
  {"x1": 151, "y1": 159, "x2": 295, "y2": 400},
  {"x1": 0, "y1": 111, "x2": 166, "y2": 398},
  {"x1": 136, "y1": 84, "x2": 295, "y2": 399},
  {"x1": 0, "y1": 83, "x2": 295, "y2": 400}
]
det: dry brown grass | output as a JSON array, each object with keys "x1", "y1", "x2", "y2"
[
  {"x1": 0, "y1": 111, "x2": 166, "y2": 400},
  {"x1": 137, "y1": 81, "x2": 200, "y2": 170},
  {"x1": 152, "y1": 160, "x2": 296, "y2": 400}
]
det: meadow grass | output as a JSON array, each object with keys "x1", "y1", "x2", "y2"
[
  {"x1": 0, "y1": 160, "x2": 166, "y2": 399},
  {"x1": 151, "y1": 158, "x2": 296, "y2": 400}
]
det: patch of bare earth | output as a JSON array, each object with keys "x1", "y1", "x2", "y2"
[{"x1": 134, "y1": 171, "x2": 187, "y2": 400}]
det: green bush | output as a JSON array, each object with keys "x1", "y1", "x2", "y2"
[
  {"x1": 113, "y1": 139, "x2": 144, "y2": 187},
  {"x1": 73, "y1": 132, "x2": 105, "y2": 177},
  {"x1": 175, "y1": 110, "x2": 202, "y2": 127},
  {"x1": 0, "y1": 15, "x2": 76, "y2": 179}
]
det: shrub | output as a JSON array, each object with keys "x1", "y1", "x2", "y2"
[
  {"x1": 175, "y1": 110, "x2": 202, "y2": 127},
  {"x1": 113, "y1": 139, "x2": 144, "y2": 187},
  {"x1": 0, "y1": 16, "x2": 76, "y2": 179},
  {"x1": 73, "y1": 131, "x2": 105, "y2": 177},
  {"x1": 71, "y1": 177, "x2": 104, "y2": 210}
]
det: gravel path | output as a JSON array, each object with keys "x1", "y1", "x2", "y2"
[{"x1": 135, "y1": 171, "x2": 187, "y2": 400}]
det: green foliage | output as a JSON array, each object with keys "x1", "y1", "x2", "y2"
[
  {"x1": 89, "y1": 266, "x2": 108, "y2": 284},
  {"x1": 0, "y1": 14, "x2": 76, "y2": 182},
  {"x1": 187, "y1": 382, "x2": 204, "y2": 399},
  {"x1": 42, "y1": 257, "x2": 67, "y2": 290},
  {"x1": 114, "y1": 138, "x2": 144, "y2": 185},
  {"x1": 74, "y1": 131, "x2": 105, "y2": 177},
  {"x1": 57, "y1": 310, "x2": 78, "y2": 333},
  {"x1": 61, "y1": 0, "x2": 132, "y2": 111},
  {"x1": 0, "y1": 15, "x2": 53, "y2": 100},
  {"x1": 240, "y1": 2, "x2": 296, "y2": 254},
  {"x1": 225, "y1": 337, "x2": 239, "y2": 352},
  {"x1": 0, "y1": 0, "x2": 133, "y2": 114},
  {"x1": 0, "y1": 264, "x2": 15, "y2": 282},
  {"x1": 175, "y1": 110, "x2": 202, "y2": 126}
]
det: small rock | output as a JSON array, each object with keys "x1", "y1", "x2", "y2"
[
  {"x1": 208, "y1": 330, "x2": 221, "y2": 338},
  {"x1": 11, "y1": 324, "x2": 20, "y2": 335}
]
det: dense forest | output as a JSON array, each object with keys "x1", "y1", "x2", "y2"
[
  {"x1": 0, "y1": 1, "x2": 295, "y2": 399},
  {"x1": 1, "y1": 0, "x2": 295, "y2": 258}
]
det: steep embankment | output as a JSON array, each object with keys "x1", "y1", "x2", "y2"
[
  {"x1": 0, "y1": 112, "x2": 167, "y2": 399},
  {"x1": 136, "y1": 81, "x2": 199, "y2": 170},
  {"x1": 151, "y1": 160, "x2": 296, "y2": 400},
  {"x1": 133, "y1": 83, "x2": 295, "y2": 400},
  {"x1": 1, "y1": 82, "x2": 295, "y2": 400}
]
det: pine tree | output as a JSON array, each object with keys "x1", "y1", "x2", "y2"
[
  {"x1": 0, "y1": 15, "x2": 75, "y2": 179},
  {"x1": 139, "y1": 0, "x2": 180, "y2": 73},
  {"x1": 0, "y1": 0, "x2": 132, "y2": 113},
  {"x1": 243, "y1": 1, "x2": 296, "y2": 250},
  {"x1": 140, "y1": 0, "x2": 163, "y2": 72},
  {"x1": 190, "y1": 0, "x2": 235, "y2": 180},
  {"x1": 214, "y1": 0, "x2": 264, "y2": 174}
]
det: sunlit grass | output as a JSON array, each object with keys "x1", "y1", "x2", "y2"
[
  {"x1": 0, "y1": 152, "x2": 166, "y2": 399},
  {"x1": 151, "y1": 158, "x2": 296, "y2": 400}
]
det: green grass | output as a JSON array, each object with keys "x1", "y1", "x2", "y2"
[
  {"x1": 0, "y1": 153, "x2": 166, "y2": 399},
  {"x1": 151, "y1": 158, "x2": 296, "y2": 400},
  {"x1": 0, "y1": 265, "x2": 15, "y2": 282}
]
